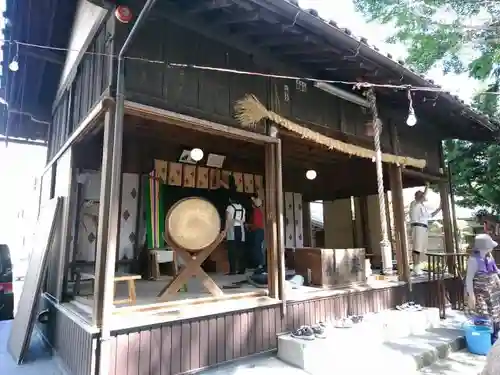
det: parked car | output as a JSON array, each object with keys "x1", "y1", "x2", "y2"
[{"x1": 0, "y1": 244, "x2": 14, "y2": 320}]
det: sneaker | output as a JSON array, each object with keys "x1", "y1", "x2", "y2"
[
  {"x1": 311, "y1": 324, "x2": 327, "y2": 339},
  {"x1": 291, "y1": 326, "x2": 315, "y2": 340}
]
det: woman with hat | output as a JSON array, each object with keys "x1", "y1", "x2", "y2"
[{"x1": 465, "y1": 233, "x2": 500, "y2": 341}]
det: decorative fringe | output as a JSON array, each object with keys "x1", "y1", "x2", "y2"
[{"x1": 234, "y1": 95, "x2": 427, "y2": 169}]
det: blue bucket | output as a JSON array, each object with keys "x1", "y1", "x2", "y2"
[{"x1": 463, "y1": 321, "x2": 493, "y2": 355}]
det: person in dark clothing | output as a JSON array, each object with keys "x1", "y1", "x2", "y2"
[
  {"x1": 247, "y1": 195, "x2": 266, "y2": 274},
  {"x1": 225, "y1": 194, "x2": 246, "y2": 275}
]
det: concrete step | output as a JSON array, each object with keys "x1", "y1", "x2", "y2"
[
  {"x1": 419, "y1": 350, "x2": 486, "y2": 375},
  {"x1": 278, "y1": 308, "x2": 469, "y2": 374}
]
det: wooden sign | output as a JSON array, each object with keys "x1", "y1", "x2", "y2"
[
  {"x1": 8, "y1": 197, "x2": 63, "y2": 364},
  {"x1": 209, "y1": 169, "x2": 221, "y2": 190},
  {"x1": 233, "y1": 172, "x2": 244, "y2": 192},
  {"x1": 154, "y1": 159, "x2": 168, "y2": 183},
  {"x1": 243, "y1": 174, "x2": 255, "y2": 194},
  {"x1": 196, "y1": 167, "x2": 209, "y2": 189},
  {"x1": 183, "y1": 165, "x2": 196, "y2": 188},
  {"x1": 168, "y1": 162, "x2": 183, "y2": 186}
]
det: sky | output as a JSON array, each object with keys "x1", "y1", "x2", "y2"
[{"x1": 298, "y1": 0, "x2": 482, "y2": 102}]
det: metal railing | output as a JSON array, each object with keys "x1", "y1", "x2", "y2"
[{"x1": 426, "y1": 252, "x2": 468, "y2": 319}]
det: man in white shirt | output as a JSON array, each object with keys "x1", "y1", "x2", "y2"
[
  {"x1": 409, "y1": 183, "x2": 441, "y2": 275},
  {"x1": 225, "y1": 195, "x2": 246, "y2": 275}
]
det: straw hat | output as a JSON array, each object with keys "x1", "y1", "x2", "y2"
[
  {"x1": 251, "y1": 196, "x2": 262, "y2": 208},
  {"x1": 474, "y1": 233, "x2": 498, "y2": 252}
]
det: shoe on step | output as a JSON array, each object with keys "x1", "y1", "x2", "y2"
[
  {"x1": 311, "y1": 324, "x2": 327, "y2": 339},
  {"x1": 291, "y1": 326, "x2": 315, "y2": 340}
]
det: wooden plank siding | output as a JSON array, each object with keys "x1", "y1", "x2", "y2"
[
  {"x1": 47, "y1": 17, "x2": 113, "y2": 160},
  {"x1": 118, "y1": 17, "x2": 441, "y2": 174},
  {"x1": 36, "y1": 295, "x2": 98, "y2": 375},
  {"x1": 108, "y1": 278, "x2": 462, "y2": 375}
]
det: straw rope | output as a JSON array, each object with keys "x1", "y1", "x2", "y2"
[{"x1": 234, "y1": 95, "x2": 427, "y2": 169}]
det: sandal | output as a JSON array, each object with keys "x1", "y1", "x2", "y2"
[{"x1": 291, "y1": 326, "x2": 315, "y2": 340}]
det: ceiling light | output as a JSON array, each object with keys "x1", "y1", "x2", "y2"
[
  {"x1": 190, "y1": 148, "x2": 204, "y2": 162},
  {"x1": 306, "y1": 170, "x2": 317, "y2": 180}
]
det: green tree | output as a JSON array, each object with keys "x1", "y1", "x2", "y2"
[
  {"x1": 353, "y1": 0, "x2": 500, "y2": 214},
  {"x1": 352, "y1": 0, "x2": 500, "y2": 80}
]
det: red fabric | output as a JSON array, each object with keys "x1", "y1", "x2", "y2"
[{"x1": 252, "y1": 207, "x2": 264, "y2": 229}]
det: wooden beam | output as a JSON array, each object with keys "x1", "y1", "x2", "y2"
[
  {"x1": 401, "y1": 167, "x2": 447, "y2": 182},
  {"x1": 215, "y1": 12, "x2": 261, "y2": 25},
  {"x1": 187, "y1": 0, "x2": 233, "y2": 13},
  {"x1": 21, "y1": 46, "x2": 64, "y2": 65},
  {"x1": 124, "y1": 100, "x2": 279, "y2": 144},
  {"x1": 255, "y1": 35, "x2": 313, "y2": 48},
  {"x1": 279, "y1": 45, "x2": 331, "y2": 56}
]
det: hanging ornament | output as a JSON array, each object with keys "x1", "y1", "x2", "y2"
[{"x1": 115, "y1": 5, "x2": 133, "y2": 24}]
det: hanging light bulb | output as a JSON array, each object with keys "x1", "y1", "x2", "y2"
[
  {"x1": 406, "y1": 89, "x2": 417, "y2": 126},
  {"x1": 8, "y1": 60, "x2": 19, "y2": 72},
  {"x1": 9, "y1": 42, "x2": 19, "y2": 72},
  {"x1": 306, "y1": 169, "x2": 317, "y2": 180},
  {"x1": 190, "y1": 148, "x2": 204, "y2": 162}
]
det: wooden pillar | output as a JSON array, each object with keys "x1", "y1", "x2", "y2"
[
  {"x1": 274, "y1": 138, "x2": 287, "y2": 316},
  {"x1": 93, "y1": 108, "x2": 115, "y2": 326},
  {"x1": 388, "y1": 121, "x2": 410, "y2": 282},
  {"x1": 389, "y1": 165, "x2": 410, "y2": 282},
  {"x1": 439, "y1": 145, "x2": 455, "y2": 271},
  {"x1": 265, "y1": 141, "x2": 279, "y2": 299},
  {"x1": 302, "y1": 200, "x2": 313, "y2": 247}
]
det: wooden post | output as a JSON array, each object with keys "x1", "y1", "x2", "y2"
[
  {"x1": 92, "y1": 108, "x2": 115, "y2": 326},
  {"x1": 439, "y1": 145, "x2": 455, "y2": 272},
  {"x1": 388, "y1": 121, "x2": 410, "y2": 282},
  {"x1": 448, "y1": 163, "x2": 461, "y2": 253},
  {"x1": 274, "y1": 139, "x2": 287, "y2": 316},
  {"x1": 389, "y1": 165, "x2": 410, "y2": 282},
  {"x1": 265, "y1": 141, "x2": 279, "y2": 299}
]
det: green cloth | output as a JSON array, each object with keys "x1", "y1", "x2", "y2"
[{"x1": 145, "y1": 172, "x2": 165, "y2": 249}]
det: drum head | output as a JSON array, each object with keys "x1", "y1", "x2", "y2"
[{"x1": 166, "y1": 197, "x2": 221, "y2": 252}]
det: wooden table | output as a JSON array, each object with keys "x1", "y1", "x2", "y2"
[{"x1": 74, "y1": 271, "x2": 141, "y2": 305}]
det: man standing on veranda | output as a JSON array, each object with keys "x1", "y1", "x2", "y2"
[{"x1": 409, "y1": 183, "x2": 441, "y2": 275}]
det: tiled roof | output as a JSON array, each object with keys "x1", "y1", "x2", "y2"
[{"x1": 273, "y1": 0, "x2": 500, "y2": 131}]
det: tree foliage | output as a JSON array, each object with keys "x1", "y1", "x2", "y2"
[
  {"x1": 353, "y1": 0, "x2": 500, "y2": 214},
  {"x1": 352, "y1": 0, "x2": 500, "y2": 80}
]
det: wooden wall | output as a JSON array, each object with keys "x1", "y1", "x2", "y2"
[
  {"x1": 36, "y1": 295, "x2": 98, "y2": 375},
  {"x1": 47, "y1": 16, "x2": 114, "y2": 161},
  {"x1": 107, "y1": 278, "x2": 461, "y2": 375},
  {"x1": 118, "y1": 16, "x2": 441, "y2": 174}
]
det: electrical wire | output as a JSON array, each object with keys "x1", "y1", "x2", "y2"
[{"x1": 3, "y1": 39, "x2": 500, "y2": 97}]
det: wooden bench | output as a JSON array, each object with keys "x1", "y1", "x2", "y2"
[{"x1": 74, "y1": 271, "x2": 141, "y2": 305}]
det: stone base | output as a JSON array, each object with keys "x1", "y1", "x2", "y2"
[{"x1": 278, "y1": 308, "x2": 461, "y2": 374}]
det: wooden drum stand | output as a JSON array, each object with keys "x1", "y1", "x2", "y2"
[{"x1": 157, "y1": 197, "x2": 226, "y2": 300}]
